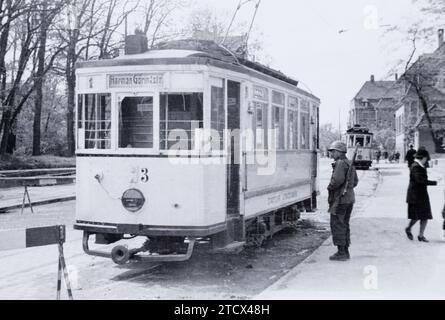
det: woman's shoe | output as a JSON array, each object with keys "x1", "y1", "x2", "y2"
[
  {"x1": 418, "y1": 236, "x2": 429, "y2": 243},
  {"x1": 405, "y1": 228, "x2": 413, "y2": 240}
]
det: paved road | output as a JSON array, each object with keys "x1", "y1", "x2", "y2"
[
  {"x1": 0, "y1": 158, "x2": 379, "y2": 300},
  {"x1": 257, "y1": 162, "x2": 445, "y2": 300}
]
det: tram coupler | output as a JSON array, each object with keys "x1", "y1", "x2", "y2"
[
  {"x1": 111, "y1": 238, "x2": 197, "y2": 264},
  {"x1": 82, "y1": 231, "x2": 112, "y2": 258},
  {"x1": 82, "y1": 232, "x2": 196, "y2": 264}
]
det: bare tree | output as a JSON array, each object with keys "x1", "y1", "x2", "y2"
[
  {"x1": 55, "y1": 0, "x2": 140, "y2": 155},
  {"x1": 384, "y1": 0, "x2": 445, "y2": 153},
  {"x1": 139, "y1": 0, "x2": 188, "y2": 48},
  {"x1": 33, "y1": 1, "x2": 66, "y2": 156},
  {"x1": 0, "y1": 1, "x2": 46, "y2": 155}
]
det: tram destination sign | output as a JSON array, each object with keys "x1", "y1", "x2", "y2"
[{"x1": 108, "y1": 73, "x2": 164, "y2": 89}]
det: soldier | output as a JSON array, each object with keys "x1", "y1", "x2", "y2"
[{"x1": 327, "y1": 141, "x2": 359, "y2": 261}]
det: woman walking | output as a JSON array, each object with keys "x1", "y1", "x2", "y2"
[
  {"x1": 442, "y1": 204, "x2": 445, "y2": 238},
  {"x1": 405, "y1": 149, "x2": 438, "y2": 242}
]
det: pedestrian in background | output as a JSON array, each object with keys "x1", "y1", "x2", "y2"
[
  {"x1": 383, "y1": 150, "x2": 389, "y2": 163},
  {"x1": 442, "y1": 204, "x2": 445, "y2": 238},
  {"x1": 375, "y1": 150, "x2": 381, "y2": 164},
  {"x1": 395, "y1": 151, "x2": 401, "y2": 163},
  {"x1": 405, "y1": 149, "x2": 438, "y2": 242},
  {"x1": 327, "y1": 141, "x2": 359, "y2": 261},
  {"x1": 405, "y1": 145, "x2": 417, "y2": 168}
]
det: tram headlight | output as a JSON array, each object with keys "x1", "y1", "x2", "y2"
[{"x1": 121, "y1": 189, "x2": 145, "y2": 212}]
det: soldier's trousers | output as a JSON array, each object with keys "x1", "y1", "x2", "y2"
[{"x1": 330, "y1": 203, "x2": 354, "y2": 247}]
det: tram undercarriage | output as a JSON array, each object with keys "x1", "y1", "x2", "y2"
[{"x1": 81, "y1": 197, "x2": 315, "y2": 265}]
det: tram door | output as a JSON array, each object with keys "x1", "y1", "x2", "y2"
[{"x1": 226, "y1": 81, "x2": 241, "y2": 216}]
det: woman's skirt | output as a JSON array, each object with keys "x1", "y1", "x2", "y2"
[{"x1": 408, "y1": 203, "x2": 433, "y2": 220}]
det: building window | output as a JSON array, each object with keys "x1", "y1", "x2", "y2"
[
  {"x1": 288, "y1": 96, "x2": 299, "y2": 150},
  {"x1": 77, "y1": 93, "x2": 111, "y2": 149},
  {"x1": 272, "y1": 91, "x2": 285, "y2": 149},
  {"x1": 119, "y1": 96, "x2": 153, "y2": 149},
  {"x1": 253, "y1": 86, "x2": 269, "y2": 149}
]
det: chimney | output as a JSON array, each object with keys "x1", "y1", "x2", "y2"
[
  {"x1": 395, "y1": 73, "x2": 398, "y2": 81},
  {"x1": 439, "y1": 29, "x2": 444, "y2": 48},
  {"x1": 125, "y1": 30, "x2": 148, "y2": 55},
  {"x1": 370, "y1": 75, "x2": 375, "y2": 83}
]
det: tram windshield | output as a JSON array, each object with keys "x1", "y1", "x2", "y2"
[
  {"x1": 119, "y1": 96, "x2": 154, "y2": 149},
  {"x1": 356, "y1": 135, "x2": 364, "y2": 147},
  {"x1": 347, "y1": 134, "x2": 372, "y2": 148}
]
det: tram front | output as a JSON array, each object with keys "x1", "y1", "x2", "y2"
[{"x1": 74, "y1": 58, "x2": 229, "y2": 263}]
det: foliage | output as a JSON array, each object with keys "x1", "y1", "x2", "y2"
[
  {"x1": 319, "y1": 123, "x2": 341, "y2": 152},
  {"x1": 0, "y1": 0, "x2": 269, "y2": 158},
  {"x1": 374, "y1": 128, "x2": 396, "y2": 152}
]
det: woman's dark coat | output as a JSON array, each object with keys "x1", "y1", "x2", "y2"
[{"x1": 406, "y1": 161, "x2": 437, "y2": 220}]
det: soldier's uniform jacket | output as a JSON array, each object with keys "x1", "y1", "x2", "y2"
[{"x1": 328, "y1": 157, "x2": 359, "y2": 208}]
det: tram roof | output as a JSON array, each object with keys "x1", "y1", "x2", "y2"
[
  {"x1": 76, "y1": 40, "x2": 320, "y2": 103},
  {"x1": 346, "y1": 126, "x2": 373, "y2": 135}
]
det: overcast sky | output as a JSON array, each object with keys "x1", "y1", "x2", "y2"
[{"x1": 186, "y1": 0, "x2": 436, "y2": 131}]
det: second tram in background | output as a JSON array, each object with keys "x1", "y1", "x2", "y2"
[{"x1": 344, "y1": 125, "x2": 374, "y2": 170}]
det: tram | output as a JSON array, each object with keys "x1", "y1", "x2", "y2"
[
  {"x1": 344, "y1": 125, "x2": 374, "y2": 170},
  {"x1": 74, "y1": 37, "x2": 321, "y2": 264}
]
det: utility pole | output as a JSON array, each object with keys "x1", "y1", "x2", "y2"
[{"x1": 339, "y1": 108, "x2": 342, "y2": 140}]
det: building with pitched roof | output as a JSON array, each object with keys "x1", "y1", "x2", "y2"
[{"x1": 348, "y1": 74, "x2": 401, "y2": 132}]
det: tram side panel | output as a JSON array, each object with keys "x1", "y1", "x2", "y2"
[
  {"x1": 243, "y1": 151, "x2": 313, "y2": 218},
  {"x1": 75, "y1": 157, "x2": 226, "y2": 229}
]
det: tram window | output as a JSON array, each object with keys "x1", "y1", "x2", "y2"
[
  {"x1": 272, "y1": 91, "x2": 285, "y2": 106},
  {"x1": 272, "y1": 106, "x2": 285, "y2": 149},
  {"x1": 211, "y1": 84, "x2": 225, "y2": 150},
  {"x1": 356, "y1": 136, "x2": 364, "y2": 147},
  {"x1": 300, "y1": 100, "x2": 310, "y2": 150},
  {"x1": 366, "y1": 136, "x2": 372, "y2": 147},
  {"x1": 288, "y1": 96, "x2": 299, "y2": 150},
  {"x1": 348, "y1": 135, "x2": 354, "y2": 147},
  {"x1": 79, "y1": 93, "x2": 111, "y2": 149},
  {"x1": 272, "y1": 91, "x2": 285, "y2": 150},
  {"x1": 119, "y1": 96, "x2": 153, "y2": 149},
  {"x1": 253, "y1": 85, "x2": 269, "y2": 150},
  {"x1": 253, "y1": 101, "x2": 268, "y2": 149},
  {"x1": 160, "y1": 92, "x2": 203, "y2": 150}
]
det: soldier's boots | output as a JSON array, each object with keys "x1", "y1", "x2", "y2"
[
  {"x1": 345, "y1": 246, "x2": 351, "y2": 259},
  {"x1": 329, "y1": 246, "x2": 350, "y2": 261}
]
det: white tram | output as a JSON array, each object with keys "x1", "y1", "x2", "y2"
[
  {"x1": 344, "y1": 125, "x2": 374, "y2": 170},
  {"x1": 74, "y1": 39, "x2": 321, "y2": 264}
]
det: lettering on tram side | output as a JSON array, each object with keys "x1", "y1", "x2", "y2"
[
  {"x1": 108, "y1": 74, "x2": 164, "y2": 88},
  {"x1": 267, "y1": 190, "x2": 298, "y2": 205}
]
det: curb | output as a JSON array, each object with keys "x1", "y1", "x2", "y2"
[
  {"x1": 0, "y1": 196, "x2": 76, "y2": 213},
  {"x1": 0, "y1": 177, "x2": 76, "y2": 189}
]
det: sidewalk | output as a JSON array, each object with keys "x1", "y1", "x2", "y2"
[
  {"x1": 256, "y1": 163, "x2": 445, "y2": 300},
  {"x1": 0, "y1": 184, "x2": 75, "y2": 212}
]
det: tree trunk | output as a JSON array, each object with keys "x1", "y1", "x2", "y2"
[
  {"x1": 65, "y1": 27, "x2": 78, "y2": 157},
  {"x1": 33, "y1": 8, "x2": 49, "y2": 156},
  {"x1": 0, "y1": 109, "x2": 12, "y2": 154},
  {"x1": 417, "y1": 90, "x2": 443, "y2": 153},
  {"x1": 67, "y1": 75, "x2": 76, "y2": 156}
]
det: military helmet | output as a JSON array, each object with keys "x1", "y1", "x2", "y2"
[{"x1": 328, "y1": 140, "x2": 347, "y2": 153}]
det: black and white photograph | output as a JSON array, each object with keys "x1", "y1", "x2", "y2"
[{"x1": 0, "y1": 0, "x2": 444, "y2": 304}]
